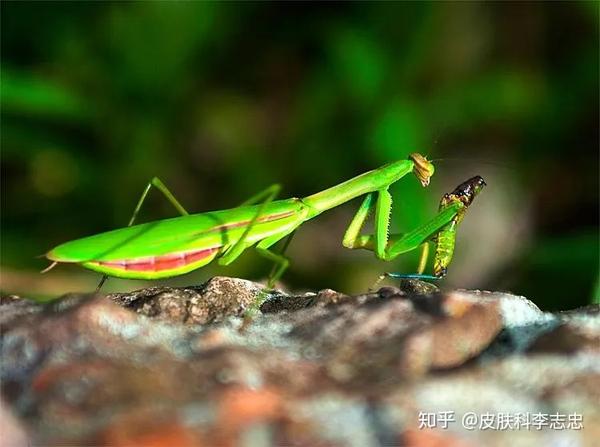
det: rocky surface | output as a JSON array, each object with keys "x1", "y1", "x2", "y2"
[{"x1": 1, "y1": 276, "x2": 598, "y2": 446}]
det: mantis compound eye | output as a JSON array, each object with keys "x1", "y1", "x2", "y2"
[{"x1": 409, "y1": 153, "x2": 435, "y2": 187}]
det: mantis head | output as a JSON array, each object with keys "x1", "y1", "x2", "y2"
[{"x1": 409, "y1": 153, "x2": 435, "y2": 187}]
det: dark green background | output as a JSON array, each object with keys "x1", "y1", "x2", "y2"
[{"x1": 1, "y1": 2, "x2": 598, "y2": 309}]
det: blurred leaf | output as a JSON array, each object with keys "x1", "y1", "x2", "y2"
[
  {"x1": 329, "y1": 29, "x2": 387, "y2": 105},
  {"x1": 106, "y1": 2, "x2": 219, "y2": 96},
  {"x1": 427, "y1": 71, "x2": 543, "y2": 131},
  {"x1": 1, "y1": 67, "x2": 88, "y2": 120},
  {"x1": 372, "y1": 99, "x2": 426, "y2": 161},
  {"x1": 522, "y1": 232, "x2": 599, "y2": 309}
]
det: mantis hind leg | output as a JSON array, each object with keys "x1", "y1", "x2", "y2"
[
  {"x1": 127, "y1": 177, "x2": 189, "y2": 226},
  {"x1": 96, "y1": 177, "x2": 190, "y2": 291}
]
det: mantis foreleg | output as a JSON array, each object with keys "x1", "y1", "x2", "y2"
[
  {"x1": 342, "y1": 189, "x2": 462, "y2": 274},
  {"x1": 343, "y1": 176, "x2": 485, "y2": 282},
  {"x1": 344, "y1": 203, "x2": 462, "y2": 258}
]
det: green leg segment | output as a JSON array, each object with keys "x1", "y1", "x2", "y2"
[
  {"x1": 217, "y1": 183, "x2": 304, "y2": 318},
  {"x1": 128, "y1": 177, "x2": 189, "y2": 226},
  {"x1": 239, "y1": 184, "x2": 298, "y2": 285},
  {"x1": 342, "y1": 188, "x2": 463, "y2": 281},
  {"x1": 255, "y1": 226, "x2": 301, "y2": 288},
  {"x1": 96, "y1": 177, "x2": 190, "y2": 290},
  {"x1": 237, "y1": 183, "x2": 281, "y2": 207},
  {"x1": 267, "y1": 230, "x2": 296, "y2": 281},
  {"x1": 208, "y1": 182, "x2": 302, "y2": 292},
  {"x1": 241, "y1": 228, "x2": 300, "y2": 317},
  {"x1": 218, "y1": 184, "x2": 282, "y2": 265}
]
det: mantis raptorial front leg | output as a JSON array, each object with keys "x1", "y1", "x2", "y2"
[
  {"x1": 342, "y1": 189, "x2": 451, "y2": 263},
  {"x1": 343, "y1": 176, "x2": 486, "y2": 285},
  {"x1": 96, "y1": 177, "x2": 190, "y2": 290}
]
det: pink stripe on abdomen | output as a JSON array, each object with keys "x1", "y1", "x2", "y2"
[{"x1": 99, "y1": 247, "x2": 219, "y2": 272}]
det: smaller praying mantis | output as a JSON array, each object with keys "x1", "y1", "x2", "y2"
[{"x1": 44, "y1": 153, "x2": 485, "y2": 289}]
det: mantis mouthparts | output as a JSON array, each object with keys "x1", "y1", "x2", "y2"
[{"x1": 409, "y1": 153, "x2": 435, "y2": 187}]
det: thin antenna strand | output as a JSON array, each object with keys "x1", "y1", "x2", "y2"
[{"x1": 40, "y1": 262, "x2": 58, "y2": 274}]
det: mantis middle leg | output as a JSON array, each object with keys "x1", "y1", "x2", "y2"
[
  {"x1": 218, "y1": 184, "x2": 282, "y2": 266},
  {"x1": 217, "y1": 184, "x2": 303, "y2": 313},
  {"x1": 228, "y1": 183, "x2": 300, "y2": 288},
  {"x1": 218, "y1": 183, "x2": 304, "y2": 288}
]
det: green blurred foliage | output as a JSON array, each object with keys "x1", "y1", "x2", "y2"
[{"x1": 1, "y1": 2, "x2": 598, "y2": 309}]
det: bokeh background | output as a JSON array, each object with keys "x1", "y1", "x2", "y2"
[{"x1": 1, "y1": 2, "x2": 598, "y2": 310}]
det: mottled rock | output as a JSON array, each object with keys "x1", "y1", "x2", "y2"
[
  {"x1": 1, "y1": 277, "x2": 598, "y2": 446},
  {"x1": 0, "y1": 398, "x2": 30, "y2": 447},
  {"x1": 528, "y1": 323, "x2": 600, "y2": 354},
  {"x1": 109, "y1": 276, "x2": 268, "y2": 324}
]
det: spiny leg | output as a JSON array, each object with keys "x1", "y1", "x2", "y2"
[
  {"x1": 341, "y1": 189, "x2": 431, "y2": 289},
  {"x1": 342, "y1": 190, "x2": 393, "y2": 257},
  {"x1": 362, "y1": 203, "x2": 462, "y2": 289},
  {"x1": 343, "y1": 187, "x2": 441, "y2": 266},
  {"x1": 382, "y1": 176, "x2": 485, "y2": 281},
  {"x1": 341, "y1": 188, "x2": 463, "y2": 287},
  {"x1": 372, "y1": 242, "x2": 433, "y2": 287},
  {"x1": 376, "y1": 245, "x2": 442, "y2": 285},
  {"x1": 96, "y1": 177, "x2": 189, "y2": 290},
  {"x1": 374, "y1": 242, "x2": 432, "y2": 285},
  {"x1": 374, "y1": 177, "x2": 486, "y2": 285}
]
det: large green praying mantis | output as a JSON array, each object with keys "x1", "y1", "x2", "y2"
[{"x1": 44, "y1": 153, "x2": 485, "y2": 288}]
